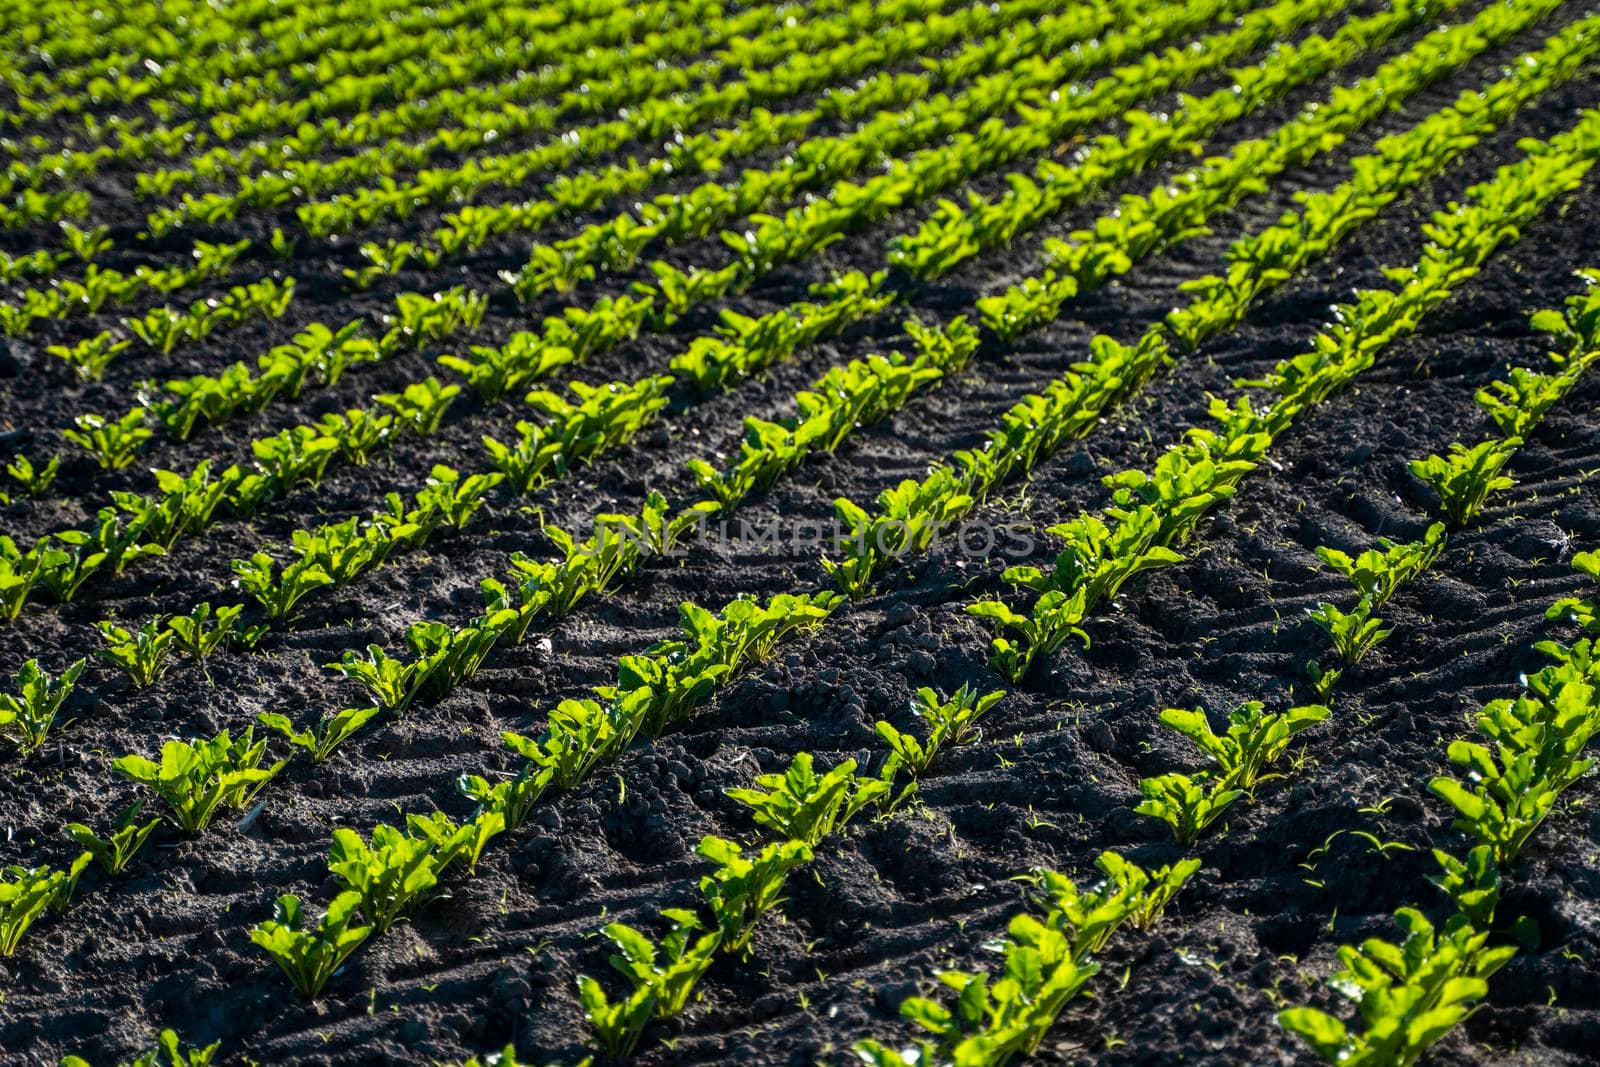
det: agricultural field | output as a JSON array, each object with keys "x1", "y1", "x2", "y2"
[{"x1": 6, "y1": 0, "x2": 1600, "y2": 1062}]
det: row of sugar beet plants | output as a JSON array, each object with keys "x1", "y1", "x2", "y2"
[
  {"x1": 579, "y1": 683, "x2": 1192, "y2": 1062},
  {"x1": 0, "y1": 0, "x2": 803, "y2": 329},
  {"x1": 0, "y1": 0, "x2": 501, "y2": 190},
  {"x1": 579, "y1": 742, "x2": 908, "y2": 1056},
  {"x1": 853, "y1": 852, "x2": 1198, "y2": 1065},
  {"x1": 468, "y1": 0, "x2": 1437, "y2": 395},
  {"x1": 1, "y1": 0, "x2": 869, "y2": 320},
  {"x1": 969, "y1": 0, "x2": 1563, "y2": 338},
  {"x1": 0, "y1": 0, "x2": 1298, "y2": 616},
  {"x1": 0, "y1": 222, "x2": 109, "y2": 283},
  {"x1": 249, "y1": 591, "x2": 842, "y2": 997},
  {"x1": 0, "y1": 238, "x2": 250, "y2": 340},
  {"x1": 17, "y1": 282, "x2": 495, "y2": 498},
  {"x1": 0, "y1": 285, "x2": 484, "y2": 512},
  {"x1": 74, "y1": 286, "x2": 482, "y2": 472},
  {"x1": 489, "y1": 0, "x2": 1288, "y2": 298},
  {"x1": 0, "y1": 0, "x2": 1118, "y2": 510},
  {"x1": 849, "y1": 113, "x2": 1600, "y2": 1067},
  {"x1": 0, "y1": 307, "x2": 483, "y2": 627},
  {"x1": 883, "y1": 0, "x2": 1466, "y2": 282},
  {"x1": 240, "y1": 309, "x2": 986, "y2": 992},
  {"x1": 0, "y1": 0, "x2": 917, "y2": 387},
  {"x1": 131, "y1": 0, "x2": 831, "y2": 206},
  {"x1": 90, "y1": 460, "x2": 501, "y2": 692},
  {"x1": 222, "y1": 0, "x2": 1597, "y2": 1012},
  {"x1": 959, "y1": 54, "x2": 1600, "y2": 682},
  {"x1": 1120, "y1": 278, "x2": 1600, "y2": 1062},
  {"x1": 10, "y1": 273, "x2": 893, "y2": 731}
]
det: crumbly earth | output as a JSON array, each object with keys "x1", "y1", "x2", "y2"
[{"x1": 4, "y1": 4, "x2": 1600, "y2": 1064}]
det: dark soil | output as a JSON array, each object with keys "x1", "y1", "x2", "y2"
[{"x1": 4, "y1": 4, "x2": 1600, "y2": 1065}]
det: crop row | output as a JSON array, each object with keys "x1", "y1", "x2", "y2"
[
  {"x1": 132, "y1": 0, "x2": 877, "y2": 207},
  {"x1": 822, "y1": 5, "x2": 1600, "y2": 600},
  {"x1": 0, "y1": 300, "x2": 979, "y2": 976},
  {"x1": 580, "y1": 692, "x2": 1195, "y2": 1062},
  {"x1": 503, "y1": 0, "x2": 1421, "y2": 310},
  {"x1": 398, "y1": 0, "x2": 1284, "y2": 287},
  {"x1": 0, "y1": 0, "x2": 1088, "y2": 454},
  {"x1": 0, "y1": 0, "x2": 1564, "y2": 822},
  {"x1": 0, "y1": 238, "x2": 251, "y2": 340},
  {"x1": 145, "y1": 0, "x2": 1010, "y2": 238},
  {"x1": 0, "y1": 0, "x2": 1129, "y2": 483},
  {"x1": 1305, "y1": 280, "x2": 1600, "y2": 685},
  {"x1": 352, "y1": 0, "x2": 1210, "y2": 276}
]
